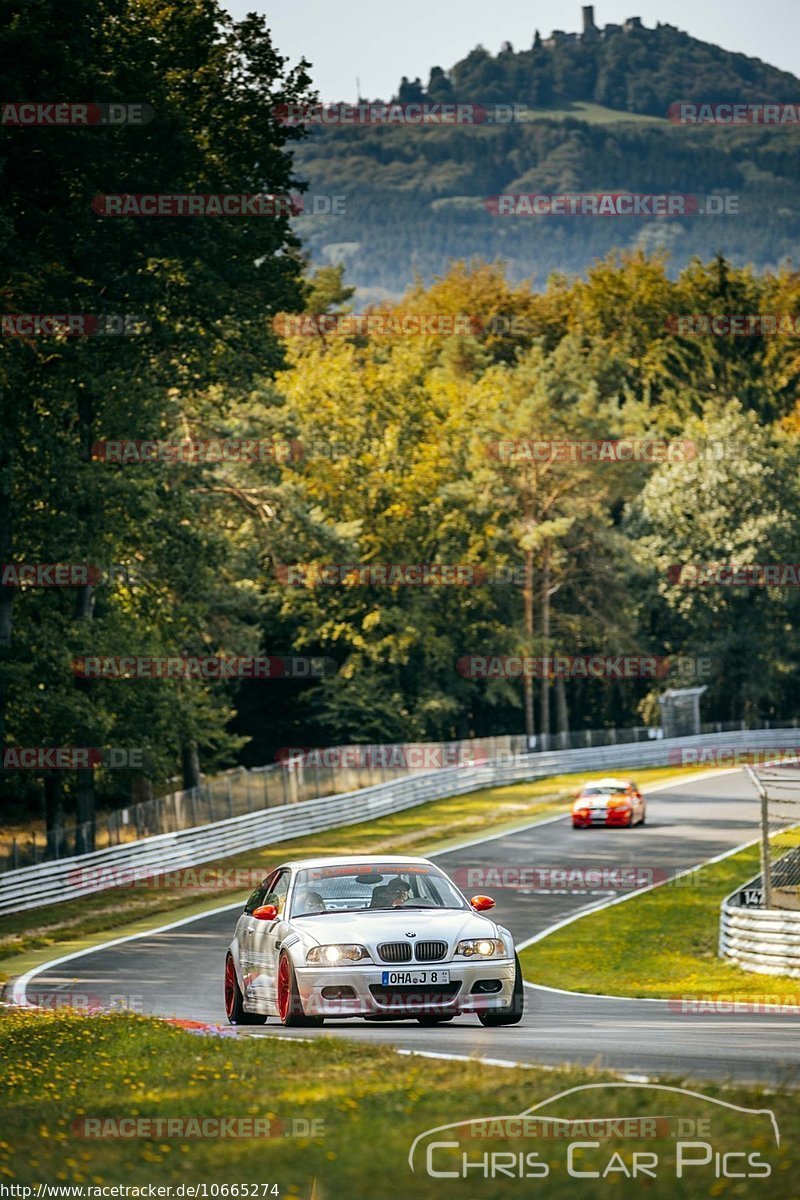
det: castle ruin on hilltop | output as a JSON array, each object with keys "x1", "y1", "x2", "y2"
[{"x1": 543, "y1": 6, "x2": 643, "y2": 47}]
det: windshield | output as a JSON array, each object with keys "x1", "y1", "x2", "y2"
[
  {"x1": 581, "y1": 786, "x2": 628, "y2": 796},
  {"x1": 290, "y1": 863, "x2": 468, "y2": 917}
]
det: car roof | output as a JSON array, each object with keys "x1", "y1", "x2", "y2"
[
  {"x1": 278, "y1": 854, "x2": 434, "y2": 872},
  {"x1": 581, "y1": 777, "x2": 633, "y2": 788}
]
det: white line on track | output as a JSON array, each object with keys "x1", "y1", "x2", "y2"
[{"x1": 10, "y1": 901, "x2": 244, "y2": 1006}]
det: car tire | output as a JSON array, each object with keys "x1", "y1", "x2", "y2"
[
  {"x1": 640, "y1": 807, "x2": 646, "y2": 825},
  {"x1": 416, "y1": 1015, "x2": 455, "y2": 1025},
  {"x1": 477, "y1": 954, "x2": 524, "y2": 1027},
  {"x1": 277, "y1": 951, "x2": 324, "y2": 1027},
  {"x1": 225, "y1": 952, "x2": 266, "y2": 1025}
]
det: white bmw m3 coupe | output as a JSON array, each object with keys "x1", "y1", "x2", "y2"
[{"x1": 224, "y1": 854, "x2": 524, "y2": 1027}]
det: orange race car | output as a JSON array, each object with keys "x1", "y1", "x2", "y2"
[{"x1": 571, "y1": 777, "x2": 646, "y2": 828}]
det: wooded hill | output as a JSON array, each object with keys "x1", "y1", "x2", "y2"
[{"x1": 293, "y1": 18, "x2": 800, "y2": 296}]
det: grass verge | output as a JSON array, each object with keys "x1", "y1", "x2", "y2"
[
  {"x1": 0, "y1": 765, "x2": 707, "y2": 980},
  {"x1": 520, "y1": 830, "x2": 800, "y2": 999},
  {"x1": 0, "y1": 1010, "x2": 797, "y2": 1199}
]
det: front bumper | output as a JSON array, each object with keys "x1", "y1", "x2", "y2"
[
  {"x1": 573, "y1": 808, "x2": 632, "y2": 827},
  {"x1": 294, "y1": 958, "x2": 517, "y2": 1019}
]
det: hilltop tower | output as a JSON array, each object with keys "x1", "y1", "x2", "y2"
[{"x1": 582, "y1": 6, "x2": 599, "y2": 38}]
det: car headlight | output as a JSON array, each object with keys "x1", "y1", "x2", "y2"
[
  {"x1": 455, "y1": 938, "x2": 506, "y2": 958},
  {"x1": 306, "y1": 944, "x2": 372, "y2": 965}
]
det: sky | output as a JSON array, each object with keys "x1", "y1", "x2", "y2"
[{"x1": 224, "y1": 0, "x2": 800, "y2": 102}]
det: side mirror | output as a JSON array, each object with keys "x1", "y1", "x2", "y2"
[
  {"x1": 252, "y1": 904, "x2": 279, "y2": 921},
  {"x1": 470, "y1": 894, "x2": 495, "y2": 912}
]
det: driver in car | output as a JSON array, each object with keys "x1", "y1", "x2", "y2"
[{"x1": 387, "y1": 878, "x2": 411, "y2": 907}]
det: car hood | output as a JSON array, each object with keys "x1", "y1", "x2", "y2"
[{"x1": 293, "y1": 906, "x2": 500, "y2": 949}]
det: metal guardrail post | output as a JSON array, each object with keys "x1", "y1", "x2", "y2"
[{"x1": 745, "y1": 765, "x2": 773, "y2": 909}]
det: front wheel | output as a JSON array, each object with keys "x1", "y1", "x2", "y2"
[
  {"x1": 478, "y1": 954, "x2": 525, "y2": 1027},
  {"x1": 277, "y1": 952, "x2": 324, "y2": 1027},
  {"x1": 225, "y1": 953, "x2": 266, "y2": 1025}
]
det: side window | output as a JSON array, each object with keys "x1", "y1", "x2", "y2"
[
  {"x1": 244, "y1": 871, "x2": 277, "y2": 914},
  {"x1": 265, "y1": 870, "x2": 291, "y2": 916}
]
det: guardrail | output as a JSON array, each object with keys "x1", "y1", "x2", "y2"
[
  {"x1": 4, "y1": 726, "x2": 800, "y2": 916},
  {"x1": 2, "y1": 733, "x2": 531, "y2": 870},
  {"x1": 0, "y1": 765, "x2": 495, "y2": 917},
  {"x1": 720, "y1": 884, "x2": 800, "y2": 978}
]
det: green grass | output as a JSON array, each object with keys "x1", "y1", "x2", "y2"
[
  {"x1": 515, "y1": 101, "x2": 663, "y2": 125},
  {"x1": 1, "y1": 1010, "x2": 797, "y2": 1199},
  {"x1": 520, "y1": 831, "x2": 800, "y2": 999},
  {"x1": 0, "y1": 764, "x2": 706, "y2": 979}
]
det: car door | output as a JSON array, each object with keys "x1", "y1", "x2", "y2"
[
  {"x1": 237, "y1": 872, "x2": 277, "y2": 988},
  {"x1": 247, "y1": 868, "x2": 292, "y2": 1010}
]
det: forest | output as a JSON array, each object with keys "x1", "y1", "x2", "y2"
[{"x1": 3, "y1": 0, "x2": 800, "y2": 836}]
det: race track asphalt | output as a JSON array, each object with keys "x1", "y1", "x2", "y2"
[{"x1": 23, "y1": 769, "x2": 800, "y2": 1084}]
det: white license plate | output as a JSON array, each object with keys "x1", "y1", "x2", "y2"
[
  {"x1": 381, "y1": 969, "x2": 450, "y2": 985},
  {"x1": 590, "y1": 809, "x2": 608, "y2": 818}
]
